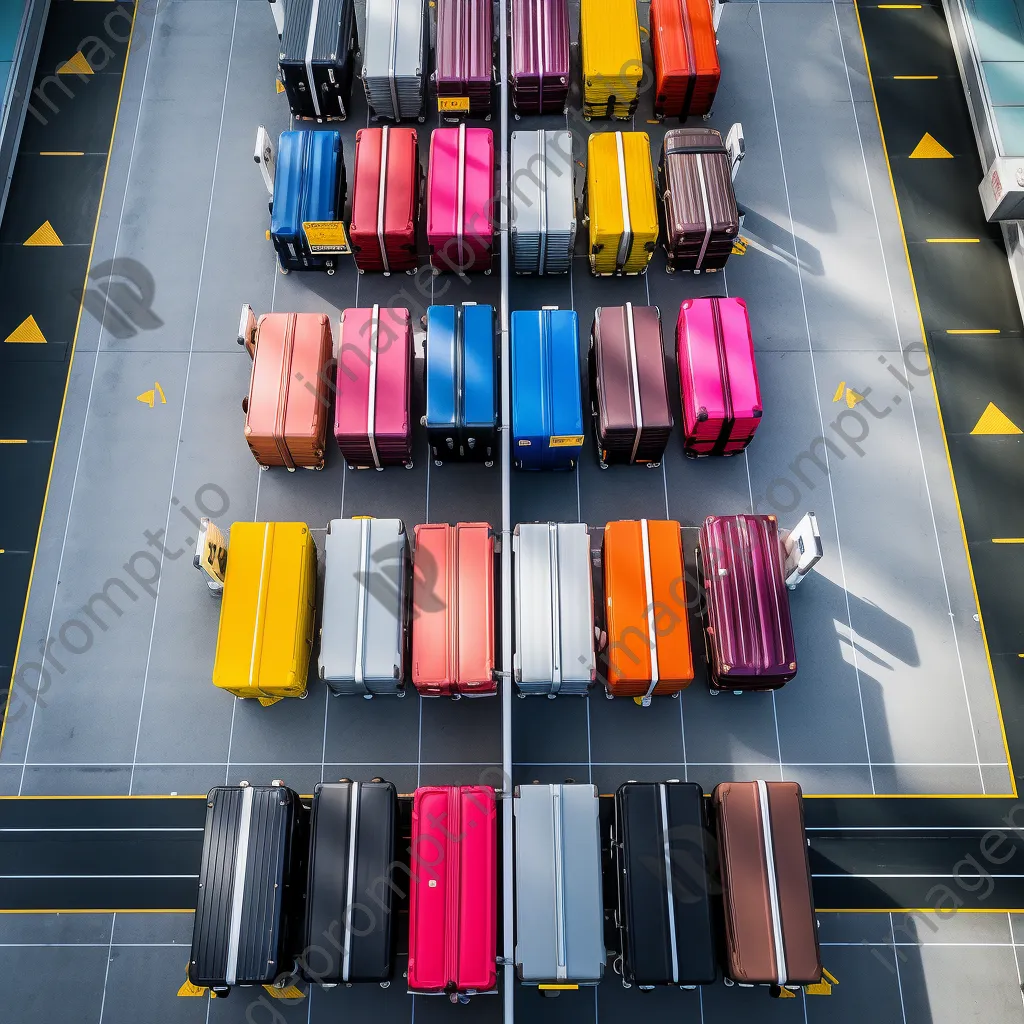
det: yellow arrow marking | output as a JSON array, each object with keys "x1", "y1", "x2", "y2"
[
  {"x1": 846, "y1": 389, "x2": 865, "y2": 408},
  {"x1": 136, "y1": 383, "x2": 166, "y2": 408},
  {"x1": 276, "y1": 79, "x2": 285, "y2": 94},
  {"x1": 263, "y1": 985, "x2": 305, "y2": 999},
  {"x1": 731, "y1": 237, "x2": 748, "y2": 255},
  {"x1": 910, "y1": 133, "x2": 953, "y2": 159},
  {"x1": 58, "y1": 51, "x2": 94, "y2": 76},
  {"x1": 24, "y1": 221, "x2": 63, "y2": 246},
  {"x1": 4, "y1": 314, "x2": 46, "y2": 343},
  {"x1": 833, "y1": 381, "x2": 846, "y2": 402},
  {"x1": 177, "y1": 978, "x2": 207, "y2": 997},
  {"x1": 971, "y1": 402, "x2": 1022, "y2": 435},
  {"x1": 777, "y1": 987, "x2": 798, "y2": 998}
]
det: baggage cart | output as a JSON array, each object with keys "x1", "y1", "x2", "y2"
[
  {"x1": 279, "y1": 0, "x2": 357, "y2": 121},
  {"x1": 580, "y1": 0, "x2": 643, "y2": 120},
  {"x1": 434, "y1": 0, "x2": 493, "y2": 118},
  {"x1": 511, "y1": 0, "x2": 571, "y2": 115},
  {"x1": 650, "y1": 0, "x2": 721, "y2": 119},
  {"x1": 361, "y1": 0, "x2": 428, "y2": 122},
  {"x1": 510, "y1": 130, "x2": 576, "y2": 275}
]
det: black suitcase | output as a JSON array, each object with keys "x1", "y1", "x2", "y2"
[
  {"x1": 303, "y1": 780, "x2": 399, "y2": 985},
  {"x1": 614, "y1": 782, "x2": 718, "y2": 987},
  {"x1": 189, "y1": 783, "x2": 309, "y2": 995},
  {"x1": 279, "y1": 0, "x2": 357, "y2": 122}
]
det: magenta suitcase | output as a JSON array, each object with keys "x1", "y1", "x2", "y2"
[
  {"x1": 511, "y1": 0, "x2": 571, "y2": 114},
  {"x1": 335, "y1": 304, "x2": 414, "y2": 469},
  {"x1": 427, "y1": 125, "x2": 495, "y2": 275},
  {"x1": 435, "y1": 0, "x2": 493, "y2": 117},
  {"x1": 676, "y1": 297, "x2": 762, "y2": 458}
]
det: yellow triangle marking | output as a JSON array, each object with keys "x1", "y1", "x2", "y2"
[
  {"x1": 846, "y1": 389, "x2": 865, "y2": 408},
  {"x1": 177, "y1": 978, "x2": 207, "y2": 997},
  {"x1": 4, "y1": 314, "x2": 46, "y2": 344},
  {"x1": 24, "y1": 221, "x2": 62, "y2": 246},
  {"x1": 971, "y1": 402, "x2": 1022, "y2": 435},
  {"x1": 832, "y1": 381, "x2": 846, "y2": 402},
  {"x1": 137, "y1": 389, "x2": 155, "y2": 407},
  {"x1": 263, "y1": 985, "x2": 305, "y2": 999},
  {"x1": 777, "y1": 987, "x2": 798, "y2": 998},
  {"x1": 909, "y1": 132, "x2": 952, "y2": 159},
  {"x1": 276, "y1": 78, "x2": 285, "y2": 94},
  {"x1": 58, "y1": 51, "x2": 94, "y2": 75}
]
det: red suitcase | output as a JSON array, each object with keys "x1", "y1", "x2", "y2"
[
  {"x1": 408, "y1": 786, "x2": 498, "y2": 999},
  {"x1": 651, "y1": 0, "x2": 721, "y2": 119}
]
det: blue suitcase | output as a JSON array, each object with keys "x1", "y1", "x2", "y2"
[
  {"x1": 511, "y1": 307, "x2": 584, "y2": 470},
  {"x1": 270, "y1": 130, "x2": 348, "y2": 274},
  {"x1": 425, "y1": 303, "x2": 499, "y2": 466}
]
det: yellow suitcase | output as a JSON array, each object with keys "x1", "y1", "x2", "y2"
[
  {"x1": 586, "y1": 132, "x2": 659, "y2": 276},
  {"x1": 581, "y1": 0, "x2": 642, "y2": 120},
  {"x1": 212, "y1": 522, "x2": 317, "y2": 704}
]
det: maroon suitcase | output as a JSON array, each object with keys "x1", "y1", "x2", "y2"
[
  {"x1": 435, "y1": 0, "x2": 493, "y2": 118},
  {"x1": 511, "y1": 0, "x2": 571, "y2": 115}
]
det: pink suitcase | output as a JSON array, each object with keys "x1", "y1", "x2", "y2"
[
  {"x1": 334, "y1": 304, "x2": 414, "y2": 469},
  {"x1": 676, "y1": 297, "x2": 762, "y2": 457},
  {"x1": 408, "y1": 786, "x2": 498, "y2": 999},
  {"x1": 427, "y1": 125, "x2": 495, "y2": 275}
]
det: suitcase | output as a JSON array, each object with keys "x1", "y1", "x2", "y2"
[
  {"x1": 659, "y1": 129, "x2": 739, "y2": 273},
  {"x1": 580, "y1": 0, "x2": 642, "y2": 120},
  {"x1": 614, "y1": 782, "x2": 717, "y2": 987},
  {"x1": 603, "y1": 520, "x2": 694, "y2": 703},
  {"x1": 713, "y1": 781, "x2": 821, "y2": 988},
  {"x1": 510, "y1": 0, "x2": 571, "y2": 114},
  {"x1": 279, "y1": 0, "x2": 356, "y2": 121},
  {"x1": 511, "y1": 308, "x2": 583, "y2": 470},
  {"x1": 239, "y1": 308, "x2": 333, "y2": 471},
  {"x1": 212, "y1": 523, "x2": 317, "y2": 703},
  {"x1": 319, "y1": 517, "x2": 410, "y2": 696},
  {"x1": 425, "y1": 303, "x2": 498, "y2": 464},
  {"x1": 408, "y1": 786, "x2": 498, "y2": 997},
  {"x1": 651, "y1": 0, "x2": 721, "y2": 119},
  {"x1": 514, "y1": 784, "x2": 606, "y2": 985},
  {"x1": 189, "y1": 783, "x2": 309, "y2": 994},
  {"x1": 512, "y1": 523, "x2": 595, "y2": 696},
  {"x1": 590, "y1": 303, "x2": 674, "y2": 467},
  {"x1": 510, "y1": 130, "x2": 576, "y2": 275},
  {"x1": 698, "y1": 514, "x2": 797, "y2": 692},
  {"x1": 412, "y1": 523, "x2": 496, "y2": 696},
  {"x1": 427, "y1": 125, "x2": 495, "y2": 274},
  {"x1": 303, "y1": 780, "x2": 398, "y2": 985},
  {"x1": 349, "y1": 126, "x2": 420, "y2": 274},
  {"x1": 434, "y1": 0, "x2": 493, "y2": 117},
  {"x1": 676, "y1": 297, "x2": 762, "y2": 457},
  {"x1": 361, "y1": 0, "x2": 428, "y2": 122},
  {"x1": 586, "y1": 132, "x2": 659, "y2": 276},
  {"x1": 335, "y1": 305, "x2": 414, "y2": 469}
]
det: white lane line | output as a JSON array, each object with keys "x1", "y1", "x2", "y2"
[{"x1": 97, "y1": 915, "x2": 117, "y2": 1024}]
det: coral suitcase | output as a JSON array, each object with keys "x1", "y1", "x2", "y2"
[
  {"x1": 434, "y1": 0, "x2": 493, "y2": 117},
  {"x1": 412, "y1": 523, "x2": 496, "y2": 696},
  {"x1": 651, "y1": 0, "x2": 721, "y2": 119},
  {"x1": 614, "y1": 782, "x2": 717, "y2": 987},
  {"x1": 677, "y1": 297, "x2": 762, "y2": 456},
  {"x1": 190, "y1": 783, "x2": 309, "y2": 995},
  {"x1": 660, "y1": 128, "x2": 739, "y2": 272},
  {"x1": 514, "y1": 784, "x2": 606, "y2": 985},
  {"x1": 603, "y1": 520, "x2": 694, "y2": 703},
  {"x1": 698, "y1": 514, "x2": 796, "y2": 692},
  {"x1": 590, "y1": 303, "x2": 674, "y2": 467},
  {"x1": 335, "y1": 305, "x2": 414, "y2": 469},
  {"x1": 580, "y1": 0, "x2": 643, "y2": 120},
  {"x1": 212, "y1": 523, "x2": 317, "y2": 703},
  {"x1": 408, "y1": 786, "x2": 498, "y2": 997},
  {"x1": 361, "y1": 0, "x2": 428, "y2": 122},
  {"x1": 349, "y1": 126, "x2": 420, "y2": 274},
  {"x1": 586, "y1": 132, "x2": 659, "y2": 276},
  {"x1": 713, "y1": 781, "x2": 821, "y2": 988},
  {"x1": 303, "y1": 780, "x2": 397, "y2": 985},
  {"x1": 279, "y1": 0, "x2": 356, "y2": 121},
  {"x1": 425, "y1": 303, "x2": 498, "y2": 465},
  {"x1": 511, "y1": 0, "x2": 571, "y2": 114},
  {"x1": 427, "y1": 125, "x2": 495, "y2": 274},
  {"x1": 511, "y1": 308, "x2": 583, "y2": 470},
  {"x1": 510, "y1": 130, "x2": 576, "y2": 275},
  {"x1": 512, "y1": 522, "x2": 596, "y2": 696}
]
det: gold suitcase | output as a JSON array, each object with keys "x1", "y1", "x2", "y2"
[{"x1": 581, "y1": 0, "x2": 642, "y2": 120}]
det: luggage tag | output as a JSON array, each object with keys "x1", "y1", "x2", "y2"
[{"x1": 194, "y1": 518, "x2": 228, "y2": 595}]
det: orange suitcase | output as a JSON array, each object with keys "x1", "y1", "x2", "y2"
[{"x1": 650, "y1": 0, "x2": 720, "y2": 119}]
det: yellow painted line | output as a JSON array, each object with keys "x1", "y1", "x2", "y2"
[
  {"x1": 878, "y1": 4, "x2": 922, "y2": 7},
  {"x1": 39, "y1": 152, "x2": 84, "y2": 156},
  {"x1": 992, "y1": 539, "x2": 1024, "y2": 544},
  {"x1": 926, "y1": 237, "x2": 980, "y2": 243},
  {"x1": 0, "y1": 440, "x2": 28, "y2": 445},
  {"x1": 894, "y1": 75, "x2": 938, "y2": 79},
  {"x1": 946, "y1": 328, "x2": 1000, "y2": 334}
]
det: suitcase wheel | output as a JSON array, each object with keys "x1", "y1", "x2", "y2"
[
  {"x1": 435, "y1": 459, "x2": 443, "y2": 467},
  {"x1": 327, "y1": 269, "x2": 335, "y2": 276},
  {"x1": 734, "y1": 690, "x2": 744, "y2": 696},
  {"x1": 451, "y1": 692, "x2": 462, "y2": 701},
  {"x1": 418, "y1": 116, "x2": 426, "y2": 123},
  {"x1": 279, "y1": 266, "x2": 289, "y2": 275},
  {"x1": 709, "y1": 688, "x2": 720, "y2": 696},
  {"x1": 484, "y1": 460, "x2": 493, "y2": 468},
  {"x1": 363, "y1": 693, "x2": 374, "y2": 700},
  {"x1": 646, "y1": 461, "x2": 661, "y2": 469},
  {"x1": 380, "y1": 981, "x2": 390, "y2": 989},
  {"x1": 396, "y1": 688, "x2": 407, "y2": 698},
  {"x1": 546, "y1": 693, "x2": 556, "y2": 700},
  {"x1": 598, "y1": 461, "x2": 608, "y2": 470},
  {"x1": 405, "y1": 461, "x2": 414, "y2": 470},
  {"x1": 605, "y1": 690, "x2": 614, "y2": 700}
]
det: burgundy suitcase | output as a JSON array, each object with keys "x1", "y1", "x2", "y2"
[
  {"x1": 435, "y1": 0, "x2": 493, "y2": 118},
  {"x1": 510, "y1": 0, "x2": 571, "y2": 115}
]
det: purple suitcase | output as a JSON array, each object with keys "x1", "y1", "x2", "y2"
[
  {"x1": 435, "y1": 0, "x2": 493, "y2": 118},
  {"x1": 511, "y1": 0, "x2": 571, "y2": 115}
]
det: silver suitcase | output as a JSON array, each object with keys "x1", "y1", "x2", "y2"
[
  {"x1": 319, "y1": 518, "x2": 410, "y2": 696},
  {"x1": 510, "y1": 130, "x2": 576, "y2": 275},
  {"x1": 361, "y1": 0, "x2": 428, "y2": 122},
  {"x1": 512, "y1": 522, "x2": 595, "y2": 696},
  {"x1": 514, "y1": 783, "x2": 606, "y2": 985}
]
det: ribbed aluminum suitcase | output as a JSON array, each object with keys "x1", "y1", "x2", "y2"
[
  {"x1": 361, "y1": 0, "x2": 428, "y2": 122},
  {"x1": 580, "y1": 0, "x2": 642, "y2": 120},
  {"x1": 651, "y1": 0, "x2": 721, "y2": 119},
  {"x1": 514, "y1": 784, "x2": 606, "y2": 985},
  {"x1": 279, "y1": 0, "x2": 357, "y2": 121},
  {"x1": 434, "y1": 0, "x2": 493, "y2": 117},
  {"x1": 510, "y1": 130, "x2": 576, "y2": 275},
  {"x1": 511, "y1": 0, "x2": 571, "y2": 114}
]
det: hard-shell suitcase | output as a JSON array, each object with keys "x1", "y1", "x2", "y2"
[
  {"x1": 319, "y1": 517, "x2": 410, "y2": 696},
  {"x1": 279, "y1": 0, "x2": 357, "y2": 121},
  {"x1": 586, "y1": 132, "x2": 659, "y2": 276},
  {"x1": 239, "y1": 308, "x2": 333, "y2": 471},
  {"x1": 676, "y1": 298, "x2": 762, "y2": 456},
  {"x1": 512, "y1": 522, "x2": 595, "y2": 696},
  {"x1": 511, "y1": 307, "x2": 583, "y2": 470},
  {"x1": 603, "y1": 520, "x2": 694, "y2": 703},
  {"x1": 660, "y1": 129, "x2": 739, "y2": 273},
  {"x1": 408, "y1": 786, "x2": 498, "y2": 996},
  {"x1": 303, "y1": 780, "x2": 398, "y2": 985},
  {"x1": 514, "y1": 784, "x2": 606, "y2": 984},
  {"x1": 590, "y1": 303, "x2": 674, "y2": 467},
  {"x1": 427, "y1": 125, "x2": 495, "y2": 274},
  {"x1": 580, "y1": 0, "x2": 642, "y2": 120},
  {"x1": 510, "y1": 130, "x2": 576, "y2": 275},
  {"x1": 713, "y1": 781, "x2": 821, "y2": 988},
  {"x1": 511, "y1": 0, "x2": 571, "y2": 114},
  {"x1": 189, "y1": 783, "x2": 309, "y2": 994},
  {"x1": 698, "y1": 514, "x2": 796, "y2": 692},
  {"x1": 651, "y1": 0, "x2": 721, "y2": 119},
  {"x1": 212, "y1": 523, "x2": 317, "y2": 703},
  {"x1": 412, "y1": 523, "x2": 496, "y2": 696},
  {"x1": 614, "y1": 782, "x2": 717, "y2": 987},
  {"x1": 434, "y1": 0, "x2": 493, "y2": 117},
  {"x1": 349, "y1": 126, "x2": 420, "y2": 274},
  {"x1": 425, "y1": 303, "x2": 498, "y2": 464},
  {"x1": 335, "y1": 305, "x2": 414, "y2": 469},
  {"x1": 361, "y1": 0, "x2": 428, "y2": 122}
]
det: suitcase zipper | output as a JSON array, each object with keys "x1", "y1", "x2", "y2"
[
  {"x1": 249, "y1": 524, "x2": 272, "y2": 694},
  {"x1": 377, "y1": 126, "x2": 391, "y2": 274},
  {"x1": 354, "y1": 520, "x2": 370, "y2": 693},
  {"x1": 709, "y1": 299, "x2": 734, "y2": 455},
  {"x1": 551, "y1": 785, "x2": 568, "y2": 980},
  {"x1": 456, "y1": 123, "x2": 467, "y2": 270},
  {"x1": 659, "y1": 784, "x2": 680, "y2": 984},
  {"x1": 548, "y1": 524, "x2": 562, "y2": 694},
  {"x1": 694, "y1": 152, "x2": 713, "y2": 271},
  {"x1": 273, "y1": 315, "x2": 298, "y2": 471},
  {"x1": 640, "y1": 519, "x2": 660, "y2": 705},
  {"x1": 387, "y1": 0, "x2": 400, "y2": 119},
  {"x1": 756, "y1": 779, "x2": 788, "y2": 986},
  {"x1": 367, "y1": 304, "x2": 382, "y2": 470},
  {"x1": 306, "y1": 0, "x2": 323, "y2": 119},
  {"x1": 614, "y1": 132, "x2": 633, "y2": 273},
  {"x1": 341, "y1": 781, "x2": 361, "y2": 981},
  {"x1": 224, "y1": 785, "x2": 255, "y2": 986},
  {"x1": 624, "y1": 303, "x2": 644, "y2": 464}
]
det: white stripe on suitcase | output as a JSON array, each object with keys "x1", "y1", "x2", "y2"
[
  {"x1": 248, "y1": 524, "x2": 272, "y2": 693},
  {"x1": 756, "y1": 779, "x2": 788, "y2": 986},
  {"x1": 367, "y1": 304, "x2": 381, "y2": 470},
  {"x1": 624, "y1": 302, "x2": 644, "y2": 464},
  {"x1": 225, "y1": 785, "x2": 255, "y2": 986},
  {"x1": 377, "y1": 127, "x2": 391, "y2": 274},
  {"x1": 694, "y1": 154, "x2": 713, "y2": 272},
  {"x1": 548, "y1": 524, "x2": 563, "y2": 694},
  {"x1": 614, "y1": 132, "x2": 632, "y2": 273},
  {"x1": 341, "y1": 781, "x2": 360, "y2": 980},
  {"x1": 387, "y1": 0, "x2": 400, "y2": 120},
  {"x1": 551, "y1": 784, "x2": 568, "y2": 979},
  {"x1": 659, "y1": 784, "x2": 679, "y2": 984},
  {"x1": 306, "y1": 0, "x2": 323, "y2": 119},
  {"x1": 354, "y1": 521, "x2": 370, "y2": 692},
  {"x1": 640, "y1": 519, "x2": 660, "y2": 705},
  {"x1": 456, "y1": 124, "x2": 467, "y2": 268}
]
